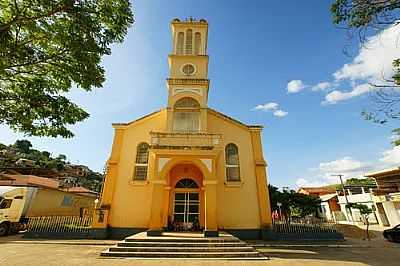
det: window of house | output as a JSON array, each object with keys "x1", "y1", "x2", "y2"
[
  {"x1": 61, "y1": 195, "x2": 73, "y2": 206},
  {"x1": 185, "y1": 29, "x2": 193, "y2": 54},
  {"x1": 0, "y1": 199, "x2": 12, "y2": 209},
  {"x1": 225, "y1": 143, "x2": 240, "y2": 181},
  {"x1": 173, "y1": 97, "x2": 200, "y2": 132},
  {"x1": 134, "y1": 142, "x2": 149, "y2": 180},
  {"x1": 176, "y1": 32, "x2": 184, "y2": 54}
]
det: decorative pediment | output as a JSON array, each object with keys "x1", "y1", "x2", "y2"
[{"x1": 173, "y1": 88, "x2": 202, "y2": 96}]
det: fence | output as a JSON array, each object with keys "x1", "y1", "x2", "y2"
[
  {"x1": 25, "y1": 215, "x2": 93, "y2": 239},
  {"x1": 270, "y1": 220, "x2": 343, "y2": 240}
]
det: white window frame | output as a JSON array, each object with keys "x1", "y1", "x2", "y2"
[
  {"x1": 225, "y1": 143, "x2": 241, "y2": 182},
  {"x1": 133, "y1": 143, "x2": 149, "y2": 181}
]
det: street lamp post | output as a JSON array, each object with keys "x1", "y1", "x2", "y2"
[{"x1": 332, "y1": 174, "x2": 354, "y2": 223}]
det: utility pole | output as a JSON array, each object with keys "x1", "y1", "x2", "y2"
[{"x1": 332, "y1": 174, "x2": 354, "y2": 223}]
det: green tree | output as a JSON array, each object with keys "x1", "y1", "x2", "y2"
[
  {"x1": 331, "y1": 0, "x2": 400, "y2": 140},
  {"x1": 345, "y1": 178, "x2": 376, "y2": 187},
  {"x1": 41, "y1": 151, "x2": 50, "y2": 158},
  {"x1": 346, "y1": 203, "x2": 373, "y2": 241},
  {"x1": 0, "y1": 0, "x2": 134, "y2": 138},
  {"x1": 13, "y1": 139, "x2": 32, "y2": 153},
  {"x1": 268, "y1": 185, "x2": 321, "y2": 220},
  {"x1": 56, "y1": 154, "x2": 67, "y2": 162}
]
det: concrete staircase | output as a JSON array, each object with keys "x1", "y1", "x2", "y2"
[{"x1": 101, "y1": 232, "x2": 267, "y2": 259}]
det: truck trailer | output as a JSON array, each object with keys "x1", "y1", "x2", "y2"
[
  {"x1": 0, "y1": 185, "x2": 95, "y2": 236},
  {"x1": 0, "y1": 186, "x2": 38, "y2": 236}
]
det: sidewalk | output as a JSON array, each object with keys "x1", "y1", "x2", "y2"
[
  {"x1": 0, "y1": 234, "x2": 117, "y2": 246},
  {"x1": 1, "y1": 230, "x2": 397, "y2": 249}
]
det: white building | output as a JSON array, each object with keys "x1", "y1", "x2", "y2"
[
  {"x1": 366, "y1": 168, "x2": 400, "y2": 227},
  {"x1": 337, "y1": 185, "x2": 378, "y2": 224}
]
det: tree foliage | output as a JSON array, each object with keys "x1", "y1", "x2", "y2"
[
  {"x1": 269, "y1": 185, "x2": 321, "y2": 218},
  {"x1": 331, "y1": 0, "x2": 400, "y2": 136},
  {"x1": 331, "y1": 0, "x2": 400, "y2": 28},
  {"x1": 13, "y1": 139, "x2": 32, "y2": 153},
  {"x1": 331, "y1": 0, "x2": 400, "y2": 137},
  {"x1": 345, "y1": 177, "x2": 376, "y2": 186},
  {"x1": 0, "y1": 0, "x2": 134, "y2": 137},
  {"x1": 346, "y1": 202, "x2": 373, "y2": 240},
  {"x1": 0, "y1": 139, "x2": 103, "y2": 191}
]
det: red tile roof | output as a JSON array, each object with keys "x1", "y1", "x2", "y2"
[
  {"x1": 298, "y1": 187, "x2": 336, "y2": 196},
  {"x1": 0, "y1": 173, "x2": 60, "y2": 189},
  {"x1": 66, "y1": 186, "x2": 97, "y2": 195},
  {"x1": 0, "y1": 174, "x2": 97, "y2": 196}
]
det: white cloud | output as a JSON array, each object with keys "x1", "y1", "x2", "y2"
[
  {"x1": 379, "y1": 146, "x2": 400, "y2": 166},
  {"x1": 295, "y1": 157, "x2": 374, "y2": 188},
  {"x1": 318, "y1": 156, "x2": 368, "y2": 174},
  {"x1": 287, "y1": 80, "x2": 306, "y2": 94},
  {"x1": 334, "y1": 24, "x2": 400, "y2": 82},
  {"x1": 252, "y1": 102, "x2": 288, "y2": 118},
  {"x1": 323, "y1": 83, "x2": 372, "y2": 104},
  {"x1": 253, "y1": 102, "x2": 279, "y2": 111},
  {"x1": 296, "y1": 177, "x2": 326, "y2": 188},
  {"x1": 311, "y1": 82, "x2": 331, "y2": 91},
  {"x1": 294, "y1": 146, "x2": 400, "y2": 188},
  {"x1": 305, "y1": 23, "x2": 400, "y2": 104},
  {"x1": 273, "y1": 110, "x2": 288, "y2": 117}
]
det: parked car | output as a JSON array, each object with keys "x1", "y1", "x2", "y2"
[{"x1": 383, "y1": 224, "x2": 400, "y2": 243}]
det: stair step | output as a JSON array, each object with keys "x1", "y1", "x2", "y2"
[
  {"x1": 118, "y1": 241, "x2": 246, "y2": 247},
  {"x1": 124, "y1": 237, "x2": 241, "y2": 243},
  {"x1": 109, "y1": 246, "x2": 254, "y2": 252},
  {"x1": 101, "y1": 251, "x2": 263, "y2": 258},
  {"x1": 100, "y1": 232, "x2": 265, "y2": 260}
]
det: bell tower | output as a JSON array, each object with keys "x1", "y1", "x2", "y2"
[{"x1": 166, "y1": 18, "x2": 209, "y2": 133}]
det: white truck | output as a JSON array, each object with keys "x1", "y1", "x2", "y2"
[{"x1": 0, "y1": 186, "x2": 38, "y2": 236}]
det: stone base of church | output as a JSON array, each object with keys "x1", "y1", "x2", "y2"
[
  {"x1": 146, "y1": 229, "x2": 163, "y2": 236},
  {"x1": 90, "y1": 227, "x2": 276, "y2": 240},
  {"x1": 225, "y1": 228, "x2": 274, "y2": 240},
  {"x1": 203, "y1": 230, "x2": 219, "y2": 237},
  {"x1": 90, "y1": 227, "x2": 147, "y2": 240}
]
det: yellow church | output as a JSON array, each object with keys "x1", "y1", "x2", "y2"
[{"x1": 93, "y1": 18, "x2": 272, "y2": 240}]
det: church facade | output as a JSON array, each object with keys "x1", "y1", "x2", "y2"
[{"x1": 93, "y1": 18, "x2": 272, "y2": 239}]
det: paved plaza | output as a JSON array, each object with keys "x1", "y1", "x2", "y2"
[{"x1": 0, "y1": 234, "x2": 399, "y2": 266}]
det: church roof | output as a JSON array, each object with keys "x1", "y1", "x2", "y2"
[
  {"x1": 207, "y1": 108, "x2": 263, "y2": 130},
  {"x1": 112, "y1": 109, "x2": 164, "y2": 127},
  {"x1": 112, "y1": 108, "x2": 264, "y2": 130}
]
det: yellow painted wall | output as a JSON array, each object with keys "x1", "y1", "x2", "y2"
[
  {"x1": 207, "y1": 111, "x2": 262, "y2": 229},
  {"x1": 168, "y1": 55, "x2": 209, "y2": 79},
  {"x1": 108, "y1": 110, "x2": 167, "y2": 228},
  {"x1": 27, "y1": 189, "x2": 95, "y2": 217},
  {"x1": 101, "y1": 108, "x2": 270, "y2": 230}
]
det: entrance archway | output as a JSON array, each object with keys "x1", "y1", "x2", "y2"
[{"x1": 168, "y1": 164, "x2": 204, "y2": 231}]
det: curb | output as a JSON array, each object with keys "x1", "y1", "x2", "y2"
[
  {"x1": 252, "y1": 244, "x2": 369, "y2": 248},
  {"x1": 0, "y1": 241, "x2": 117, "y2": 246}
]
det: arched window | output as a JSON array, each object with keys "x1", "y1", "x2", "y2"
[
  {"x1": 194, "y1": 32, "x2": 201, "y2": 55},
  {"x1": 173, "y1": 97, "x2": 200, "y2": 132},
  {"x1": 175, "y1": 178, "x2": 199, "y2": 188},
  {"x1": 133, "y1": 142, "x2": 149, "y2": 180},
  {"x1": 225, "y1": 143, "x2": 240, "y2": 181},
  {"x1": 176, "y1": 32, "x2": 184, "y2": 54},
  {"x1": 185, "y1": 29, "x2": 193, "y2": 54}
]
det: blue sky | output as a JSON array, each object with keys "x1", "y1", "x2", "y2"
[{"x1": 1, "y1": 1, "x2": 400, "y2": 189}]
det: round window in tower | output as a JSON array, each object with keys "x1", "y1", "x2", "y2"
[{"x1": 181, "y1": 64, "x2": 196, "y2": 76}]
